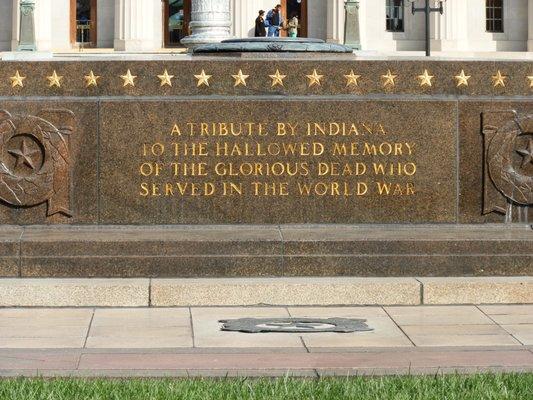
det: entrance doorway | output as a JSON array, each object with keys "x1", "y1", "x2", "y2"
[
  {"x1": 281, "y1": 0, "x2": 308, "y2": 37},
  {"x1": 70, "y1": 0, "x2": 97, "y2": 47},
  {"x1": 164, "y1": 0, "x2": 191, "y2": 47}
]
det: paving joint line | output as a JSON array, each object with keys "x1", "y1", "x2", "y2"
[
  {"x1": 189, "y1": 307, "x2": 196, "y2": 348},
  {"x1": 475, "y1": 305, "x2": 526, "y2": 346},
  {"x1": 414, "y1": 277, "x2": 424, "y2": 305},
  {"x1": 382, "y1": 306, "x2": 417, "y2": 347},
  {"x1": 148, "y1": 278, "x2": 152, "y2": 307}
]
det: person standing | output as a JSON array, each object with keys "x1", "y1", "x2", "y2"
[
  {"x1": 266, "y1": 4, "x2": 283, "y2": 37},
  {"x1": 255, "y1": 10, "x2": 266, "y2": 37},
  {"x1": 288, "y1": 14, "x2": 299, "y2": 38}
]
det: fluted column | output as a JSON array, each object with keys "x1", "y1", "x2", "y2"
[
  {"x1": 182, "y1": 0, "x2": 231, "y2": 48},
  {"x1": 431, "y1": 0, "x2": 468, "y2": 52},
  {"x1": 114, "y1": 0, "x2": 162, "y2": 51},
  {"x1": 528, "y1": 0, "x2": 533, "y2": 51},
  {"x1": 327, "y1": 0, "x2": 345, "y2": 44}
]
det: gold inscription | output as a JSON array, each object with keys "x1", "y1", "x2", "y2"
[{"x1": 139, "y1": 120, "x2": 420, "y2": 200}]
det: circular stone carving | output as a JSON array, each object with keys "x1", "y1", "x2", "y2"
[
  {"x1": 193, "y1": 38, "x2": 353, "y2": 54},
  {"x1": 487, "y1": 116, "x2": 533, "y2": 205},
  {"x1": 0, "y1": 115, "x2": 65, "y2": 207}
]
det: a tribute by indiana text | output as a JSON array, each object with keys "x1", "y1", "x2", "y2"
[{"x1": 138, "y1": 121, "x2": 417, "y2": 199}]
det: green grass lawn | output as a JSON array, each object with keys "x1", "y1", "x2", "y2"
[{"x1": 0, "y1": 374, "x2": 532, "y2": 400}]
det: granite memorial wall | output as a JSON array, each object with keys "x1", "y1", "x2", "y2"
[{"x1": 0, "y1": 59, "x2": 531, "y2": 225}]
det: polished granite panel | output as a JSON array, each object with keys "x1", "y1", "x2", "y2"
[{"x1": 98, "y1": 99, "x2": 457, "y2": 224}]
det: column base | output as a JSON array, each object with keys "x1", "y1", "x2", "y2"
[
  {"x1": 528, "y1": 40, "x2": 533, "y2": 52},
  {"x1": 181, "y1": 35, "x2": 232, "y2": 49}
]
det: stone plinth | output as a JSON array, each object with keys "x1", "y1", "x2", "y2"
[{"x1": 0, "y1": 56, "x2": 531, "y2": 277}]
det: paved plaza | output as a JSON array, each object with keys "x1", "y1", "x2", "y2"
[{"x1": 0, "y1": 305, "x2": 532, "y2": 377}]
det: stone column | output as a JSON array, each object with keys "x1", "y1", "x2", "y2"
[
  {"x1": 114, "y1": 0, "x2": 162, "y2": 51},
  {"x1": 181, "y1": 0, "x2": 231, "y2": 48},
  {"x1": 431, "y1": 0, "x2": 468, "y2": 52},
  {"x1": 11, "y1": 0, "x2": 19, "y2": 50},
  {"x1": 17, "y1": 0, "x2": 36, "y2": 51},
  {"x1": 11, "y1": 0, "x2": 53, "y2": 52},
  {"x1": 528, "y1": 0, "x2": 533, "y2": 51},
  {"x1": 327, "y1": 0, "x2": 345, "y2": 44}
]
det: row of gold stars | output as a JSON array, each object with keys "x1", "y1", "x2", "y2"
[{"x1": 8, "y1": 68, "x2": 533, "y2": 89}]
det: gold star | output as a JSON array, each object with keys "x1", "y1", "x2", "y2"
[
  {"x1": 417, "y1": 69, "x2": 434, "y2": 87},
  {"x1": 195, "y1": 70, "x2": 212, "y2": 87},
  {"x1": 120, "y1": 69, "x2": 137, "y2": 87},
  {"x1": 492, "y1": 70, "x2": 507, "y2": 87},
  {"x1": 10, "y1": 70, "x2": 25, "y2": 88},
  {"x1": 306, "y1": 69, "x2": 323, "y2": 87},
  {"x1": 231, "y1": 69, "x2": 249, "y2": 87},
  {"x1": 344, "y1": 70, "x2": 361, "y2": 87},
  {"x1": 46, "y1": 70, "x2": 63, "y2": 88},
  {"x1": 84, "y1": 70, "x2": 100, "y2": 88},
  {"x1": 455, "y1": 70, "x2": 471, "y2": 87},
  {"x1": 527, "y1": 75, "x2": 533, "y2": 89},
  {"x1": 157, "y1": 69, "x2": 174, "y2": 87},
  {"x1": 382, "y1": 69, "x2": 397, "y2": 87},
  {"x1": 269, "y1": 69, "x2": 286, "y2": 87}
]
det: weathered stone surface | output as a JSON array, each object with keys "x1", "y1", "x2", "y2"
[
  {"x1": 19, "y1": 225, "x2": 282, "y2": 277},
  {"x1": 99, "y1": 99, "x2": 456, "y2": 224},
  {"x1": 151, "y1": 277, "x2": 421, "y2": 306},
  {"x1": 0, "y1": 278, "x2": 149, "y2": 307},
  {"x1": 421, "y1": 277, "x2": 533, "y2": 305},
  {"x1": 5, "y1": 225, "x2": 531, "y2": 277},
  {"x1": 0, "y1": 226, "x2": 22, "y2": 277}
]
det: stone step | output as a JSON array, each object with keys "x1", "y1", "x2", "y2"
[
  {"x1": 0, "y1": 277, "x2": 531, "y2": 307},
  {"x1": 1, "y1": 225, "x2": 532, "y2": 278}
]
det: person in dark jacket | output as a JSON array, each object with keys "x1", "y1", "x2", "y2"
[
  {"x1": 255, "y1": 10, "x2": 266, "y2": 37},
  {"x1": 266, "y1": 4, "x2": 283, "y2": 37}
]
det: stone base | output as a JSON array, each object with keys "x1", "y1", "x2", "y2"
[
  {"x1": 1, "y1": 225, "x2": 531, "y2": 278},
  {"x1": 0, "y1": 277, "x2": 531, "y2": 307}
]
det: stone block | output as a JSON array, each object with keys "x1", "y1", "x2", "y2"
[
  {"x1": 150, "y1": 277, "x2": 421, "y2": 306},
  {"x1": 0, "y1": 279, "x2": 149, "y2": 307},
  {"x1": 420, "y1": 277, "x2": 533, "y2": 305}
]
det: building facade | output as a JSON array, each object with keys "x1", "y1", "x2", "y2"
[{"x1": 1, "y1": 0, "x2": 533, "y2": 52}]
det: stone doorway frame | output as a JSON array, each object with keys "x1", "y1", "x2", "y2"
[
  {"x1": 281, "y1": 0, "x2": 308, "y2": 38},
  {"x1": 163, "y1": 0, "x2": 192, "y2": 47},
  {"x1": 69, "y1": 0, "x2": 98, "y2": 48}
]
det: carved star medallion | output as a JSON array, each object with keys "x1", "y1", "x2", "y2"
[
  {"x1": 84, "y1": 70, "x2": 100, "y2": 88},
  {"x1": 382, "y1": 70, "x2": 397, "y2": 87},
  {"x1": 8, "y1": 139, "x2": 40, "y2": 170},
  {"x1": 528, "y1": 75, "x2": 533, "y2": 89},
  {"x1": 10, "y1": 70, "x2": 26, "y2": 88},
  {"x1": 306, "y1": 69, "x2": 323, "y2": 87},
  {"x1": 417, "y1": 69, "x2": 434, "y2": 87},
  {"x1": 492, "y1": 70, "x2": 507, "y2": 87},
  {"x1": 344, "y1": 70, "x2": 361, "y2": 87},
  {"x1": 157, "y1": 69, "x2": 174, "y2": 87},
  {"x1": 195, "y1": 70, "x2": 212, "y2": 87},
  {"x1": 517, "y1": 138, "x2": 533, "y2": 168},
  {"x1": 120, "y1": 69, "x2": 137, "y2": 87},
  {"x1": 46, "y1": 70, "x2": 63, "y2": 88},
  {"x1": 232, "y1": 69, "x2": 249, "y2": 87},
  {"x1": 269, "y1": 69, "x2": 286, "y2": 87},
  {"x1": 455, "y1": 69, "x2": 471, "y2": 87}
]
